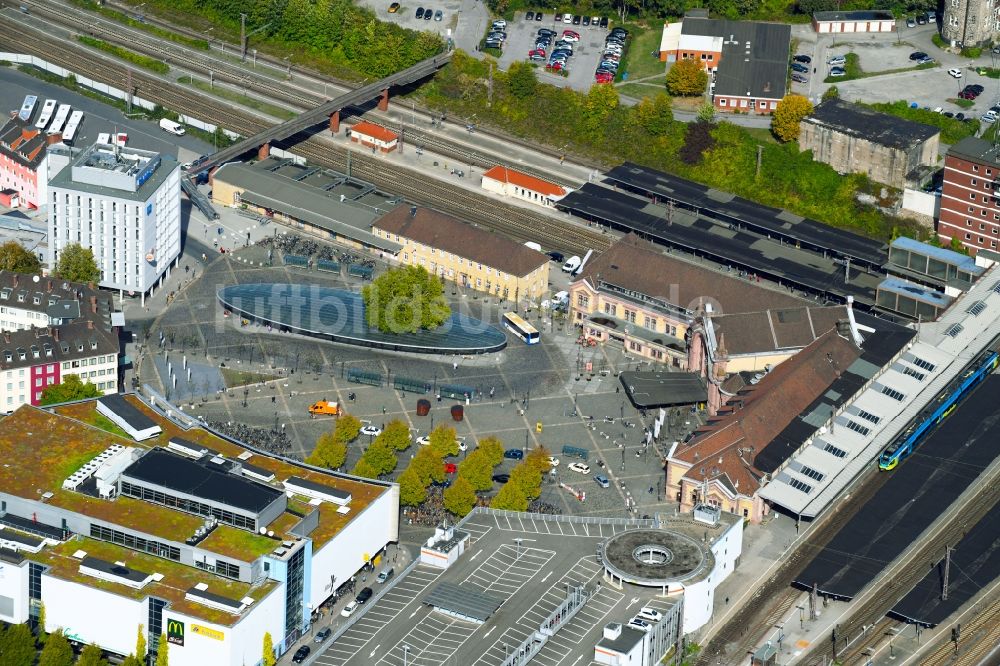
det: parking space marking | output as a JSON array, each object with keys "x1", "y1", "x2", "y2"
[
  {"x1": 461, "y1": 543, "x2": 555, "y2": 595},
  {"x1": 375, "y1": 613, "x2": 479, "y2": 666}
]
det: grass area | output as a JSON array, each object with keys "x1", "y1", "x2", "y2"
[
  {"x1": 977, "y1": 67, "x2": 1000, "y2": 79},
  {"x1": 864, "y1": 100, "x2": 980, "y2": 144},
  {"x1": 617, "y1": 25, "x2": 665, "y2": 82},
  {"x1": 177, "y1": 76, "x2": 295, "y2": 120},
  {"x1": 615, "y1": 81, "x2": 664, "y2": 100},
  {"x1": 932, "y1": 32, "x2": 948, "y2": 49},
  {"x1": 200, "y1": 525, "x2": 281, "y2": 560},
  {"x1": 744, "y1": 126, "x2": 779, "y2": 145},
  {"x1": 220, "y1": 367, "x2": 281, "y2": 388},
  {"x1": 78, "y1": 35, "x2": 169, "y2": 74},
  {"x1": 89, "y1": 412, "x2": 131, "y2": 439},
  {"x1": 69, "y1": 0, "x2": 209, "y2": 50},
  {"x1": 949, "y1": 97, "x2": 976, "y2": 109}
]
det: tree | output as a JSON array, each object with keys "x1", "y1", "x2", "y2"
[
  {"x1": 477, "y1": 436, "x2": 504, "y2": 467},
  {"x1": 351, "y1": 457, "x2": 380, "y2": 479},
  {"x1": 155, "y1": 633, "x2": 169, "y2": 666},
  {"x1": 121, "y1": 657, "x2": 142, "y2": 666},
  {"x1": 411, "y1": 446, "x2": 446, "y2": 485},
  {"x1": 666, "y1": 58, "x2": 708, "y2": 96},
  {"x1": 334, "y1": 413, "x2": 363, "y2": 444},
  {"x1": 37, "y1": 601, "x2": 47, "y2": 643},
  {"x1": 398, "y1": 468, "x2": 428, "y2": 506},
  {"x1": 0, "y1": 241, "x2": 41, "y2": 274},
  {"x1": 134, "y1": 625, "x2": 146, "y2": 663},
  {"x1": 361, "y1": 440, "x2": 398, "y2": 476},
  {"x1": 696, "y1": 101, "x2": 716, "y2": 123},
  {"x1": 0, "y1": 623, "x2": 36, "y2": 666},
  {"x1": 54, "y1": 243, "x2": 101, "y2": 284},
  {"x1": 362, "y1": 265, "x2": 451, "y2": 334},
  {"x1": 490, "y1": 480, "x2": 528, "y2": 511},
  {"x1": 636, "y1": 93, "x2": 673, "y2": 136},
  {"x1": 379, "y1": 420, "x2": 412, "y2": 451},
  {"x1": 39, "y1": 374, "x2": 103, "y2": 406},
  {"x1": 458, "y1": 450, "x2": 493, "y2": 492},
  {"x1": 582, "y1": 82, "x2": 620, "y2": 140},
  {"x1": 428, "y1": 425, "x2": 459, "y2": 458},
  {"x1": 510, "y1": 462, "x2": 542, "y2": 501},
  {"x1": 679, "y1": 121, "x2": 716, "y2": 165},
  {"x1": 38, "y1": 630, "x2": 73, "y2": 666},
  {"x1": 771, "y1": 94, "x2": 814, "y2": 142},
  {"x1": 262, "y1": 632, "x2": 276, "y2": 666},
  {"x1": 306, "y1": 431, "x2": 348, "y2": 470},
  {"x1": 507, "y1": 61, "x2": 537, "y2": 99},
  {"x1": 821, "y1": 85, "x2": 840, "y2": 102},
  {"x1": 443, "y1": 476, "x2": 477, "y2": 517},
  {"x1": 77, "y1": 644, "x2": 109, "y2": 666}
]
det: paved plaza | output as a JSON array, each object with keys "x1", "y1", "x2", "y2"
[{"x1": 133, "y1": 236, "x2": 703, "y2": 518}]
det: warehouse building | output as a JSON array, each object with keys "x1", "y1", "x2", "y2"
[{"x1": 811, "y1": 10, "x2": 895, "y2": 33}]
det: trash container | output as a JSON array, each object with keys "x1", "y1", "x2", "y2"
[
  {"x1": 416, "y1": 399, "x2": 431, "y2": 416},
  {"x1": 451, "y1": 405, "x2": 464, "y2": 422}
]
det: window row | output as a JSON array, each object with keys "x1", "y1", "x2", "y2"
[
  {"x1": 120, "y1": 481, "x2": 258, "y2": 531},
  {"x1": 90, "y1": 523, "x2": 181, "y2": 561}
]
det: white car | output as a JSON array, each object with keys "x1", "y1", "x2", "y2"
[
  {"x1": 568, "y1": 462, "x2": 591, "y2": 474},
  {"x1": 948, "y1": 67, "x2": 963, "y2": 78},
  {"x1": 341, "y1": 601, "x2": 359, "y2": 617},
  {"x1": 637, "y1": 607, "x2": 662, "y2": 622},
  {"x1": 982, "y1": 113, "x2": 997, "y2": 123},
  {"x1": 547, "y1": 456, "x2": 560, "y2": 467},
  {"x1": 416, "y1": 436, "x2": 431, "y2": 446},
  {"x1": 827, "y1": 55, "x2": 846, "y2": 66},
  {"x1": 627, "y1": 618, "x2": 651, "y2": 632},
  {"x1": 360, "y1": 425, "x2": 382, "y2": 437},
  {"x1": 458, "y1": 440, "x2": 468, "y2": 452}
]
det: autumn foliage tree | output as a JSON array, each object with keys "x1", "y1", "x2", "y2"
[
  {"x1": 443, "y1": 476, "x2": 477, "y2": 517},
  {"x1": 0, "y1": 241, "x2": 41, "y2": 274},
  {"x1": 306, "y1": 431, "x2": 348, "y2": 470},
  {"x1": 771, "y1": 94, "x2": 814, "y2": 142},
  {"x1": 666, "y1": 58, "x2": 708, "y2": 96}
]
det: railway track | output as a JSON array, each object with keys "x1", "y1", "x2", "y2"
[
  {"x1": 696, "y1": 466, "x2": 891, "y2": 665},
  {"x1": 921, "y1": 596, "x2": 1000, "y2": 666},
  {"x1": 797, "y1": 459, "x2": 1000, "y2": 665},
  {"x1": 0, "y1": 20, "x2": 608, "y2": 255},
  {"x1": 20, "y1": 0, "x2": 599, "y2": 187}
]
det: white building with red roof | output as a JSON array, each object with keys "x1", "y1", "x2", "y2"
[
  {"x1": 481, "y1": 165, "x2": 569, "y2": 208},
  {"x1": 348, "y1": 121, "x2": 399, "y2": 154}
]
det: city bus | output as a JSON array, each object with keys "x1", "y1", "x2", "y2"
[{"x1": 502, "y1": 312, "x2": 540, "y2": 345}]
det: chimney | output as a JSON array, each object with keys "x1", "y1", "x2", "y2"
[
  {"x1": 46, "y1": 132, "x2": 63, "y2": 146},
  {"x1": 53, "y1": 328, "x2": 59, "y2": 342},
  {"x1": 46, "y1": 279, "x2": 52, "y2": 292},
  {"x1": 87, "y1": 282, "x2": 96, "y2": 291},
  {"x1": 90, "y1": 295, "x2": 97, "y2": 313},
  {"x1": 3, "y1": 332, "x2": 9, "y2": 344},
  {"x1": 87, "y1": 320, "x2": 94, "y2": 330},
  {"x1": 12, "y1": 275, "x2": 18, "y2": 287}
]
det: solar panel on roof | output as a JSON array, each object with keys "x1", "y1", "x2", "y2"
[
  {"x1": 945, "y1": 324, "x2": 964, "y2": 338},
  {"x1": 967, "y1": 301, "x2": 987, "y2": 317}
]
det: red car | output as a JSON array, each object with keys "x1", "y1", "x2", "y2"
[
  {"x1": 546, "y1": 62, "x2": 565, "y2": 71},
  {"x1": 595, "y1": 73, "x2": 613, "y2": 83},
  {"x1": 561, "y1": 29, "x2": 580, "y2": 41},
  {"x1": 444, "y1": 463, "x2": 457, "y2": 474},
  {"x1": 528, "y1": 48, "x2": 546, "y2": 57}
]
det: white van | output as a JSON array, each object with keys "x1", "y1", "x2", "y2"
[
  {"x1": 159, "y1": 118, "x2": 186, "y2": 136},
  {"x1": 524, "y1": 241, "x2": 542, "y2": 252},
  {"x1": 562, "y1": 256, "x2": 582, "y2": 273}
]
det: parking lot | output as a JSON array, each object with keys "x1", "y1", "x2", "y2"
[
  {"x1": 313, "y1": 513, "x2": 675, "y2": 666},
  {"x1": 493, "y1": 12, "x2": 617, "y2": 92}
]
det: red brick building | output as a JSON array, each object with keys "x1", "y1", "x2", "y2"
[
  {"x1": 0, "y1": 116, "x2": 60, "y2": 210},
  {"x1": 938, "y1": 137, "x2": 1000, "y2": 256}
]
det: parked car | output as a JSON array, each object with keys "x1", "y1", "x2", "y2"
[
  {"x1": 594, "y1": 474, "x2": 610, "y2": 487},
  {"x1": 315, "y1": 627, "x2": 333, "y2": 643},
  {"x1": 956, "y1": 112, "x2": 967, "y2": 121},
  {"x1": 292, "y1": 646, "x2": 311, "y2": 663},
  {"x1": 376, "y1": 567, "x2": 394, "y2": 583},
  {"x1": 909, "y1": 51, "x2": 928, "y2": 60},
  {"x1": 599, "y1": 16, "x2": 608, "y2": 27},
  {"x1": 526, "y1": 11, "x2": 534, "y2": 20},
  {"x1": 916, "y1": 13, "x2": 927, "y2": 24},
  {"x1": 829, "y1": 67, "x2": 846, "y2": 77},
  {"x1": 547, "y1": 456, "x2": 560, "y2": 467},
  {"x1": 341, "y1": 600, "x2": 359, "y2": 617},
  {"x1": 592, "y1": 15, "x2": 601, "y2": 25},
  {"x1": 917, "y1": 57, "x2": 934, "y2": 65},
  {"x1": 529, "y1": 49, "x2": 546, "y2": 58},
  {"x1": 492, "y1": 19, "x2": 507, "y2": 28},
  {"x1": 568, "y1": 462, "x2": 591, "y2": 474},
  {"x1": 415, "y1": 6, "x2": 424, "y2": 17},
  {"x1": 388, "y1": 2, "x2": 400, "y2": 12},
  {"x1": 582, "y1": 16, "x2": 590, "y2": 25},
  {"x1": 627, "y1": 618, "x2": 651, "y2": 632},
  {"x1": 537, "y1": 28, "x2": 556, "y2": 36},
  {"x1": 637, "y1": 607, "x2": 663, "y2": 622},
  {"x1": 562, "y1": 29, "x2": 580, "y2": 40},
  {"x1": 948, "y1": 67, "x2": 963, "y2": 78},
  {"x1": 610, "y1": 26, "x2": 628, "y2": 37},
  {"x1": 434, "y1": 9, "x2": 443, "y2": 20},
  {"x1": 546, "y1": 250, "x2": 565, "y2": 263},
  {"x1": 793, "y1": 54, "x2": 812, "y2": 63},
  {"x1": 967, "y1": 84, "x2": 985, "y2": 94},
  {"x1": 563, "y1": 12, "x2": 572, "y2": 23},
  {"x1": 827, "y1": 55, "x2": 846, "y2": 66},
  {"x1": 492, "y1": 473, "x2": 510, "y2": 483},
  {"x1": 360, "y1": 425, "x2": 382, "y2": 437},
  {"x1": 444, "y1": 462, "x2": 457, "y2": 474},
  {"x1": 595, "y1": 72, "x2": 613, "y2": 83},
  {"x1": 504, "y1": 448, "x2": 524, "y2": 459},
  {"x1": 572, "y1": 14, "x2": 581, "y2": 24},
  {"x1": 356, "y1": 587, "x2": 373, "y2": 604},
  {"x1": 536, "y1": 12, "x2": 543, "y2": 20},
  {"x1": 791, "y1": 73, "x2": 808, "y2": 83},
  {"x1": 424, "y1": 10, "x2": 432, "y2": 20},
  {"x1": 791, "y1": 63, "x2": 808, "y2": 73},
  {"x1": 905, "y1": 16, "x2": 916, "y2": 27}
]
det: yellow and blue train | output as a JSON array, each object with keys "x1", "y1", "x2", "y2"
[{"x1": 878, "y1": 349, "x2": 999, "y2": 471}]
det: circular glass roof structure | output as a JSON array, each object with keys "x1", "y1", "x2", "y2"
[{"x1": 218, "y1": 284, "x2": 507, "y2": 355}]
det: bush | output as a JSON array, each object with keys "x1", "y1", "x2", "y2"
[
  {"x1": 961, "y1": 46, "x2": 982, "y2": 58},
  {"x1": 932, "y1": 33, "x2": 947, "y2": 49},
  {"x1": 78, "y1": 36, "x2": 169, "y2": 74},
  {"x1": 666, "y1": 58, "x2": 708, "y2": 96},
  {"x1": 680, "y1": 121, "x2": 715, "y2": 164}
]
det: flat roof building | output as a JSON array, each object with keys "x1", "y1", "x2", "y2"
[
  {"x1": 938, "y1": 136, "x2": 1000, "y2": 256},
  {"x1": 800, "y1": 100, "x2": 939, "y2": 189},
  {"x1": 373, "y1": 205, "x2": 550, "y2": 304},
  {"x1": 47, "y1": 142, "x2": 181, "y2": 300},
  {"x1": 0, "y1": 394, "x2": 399, "y2": 665}
]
